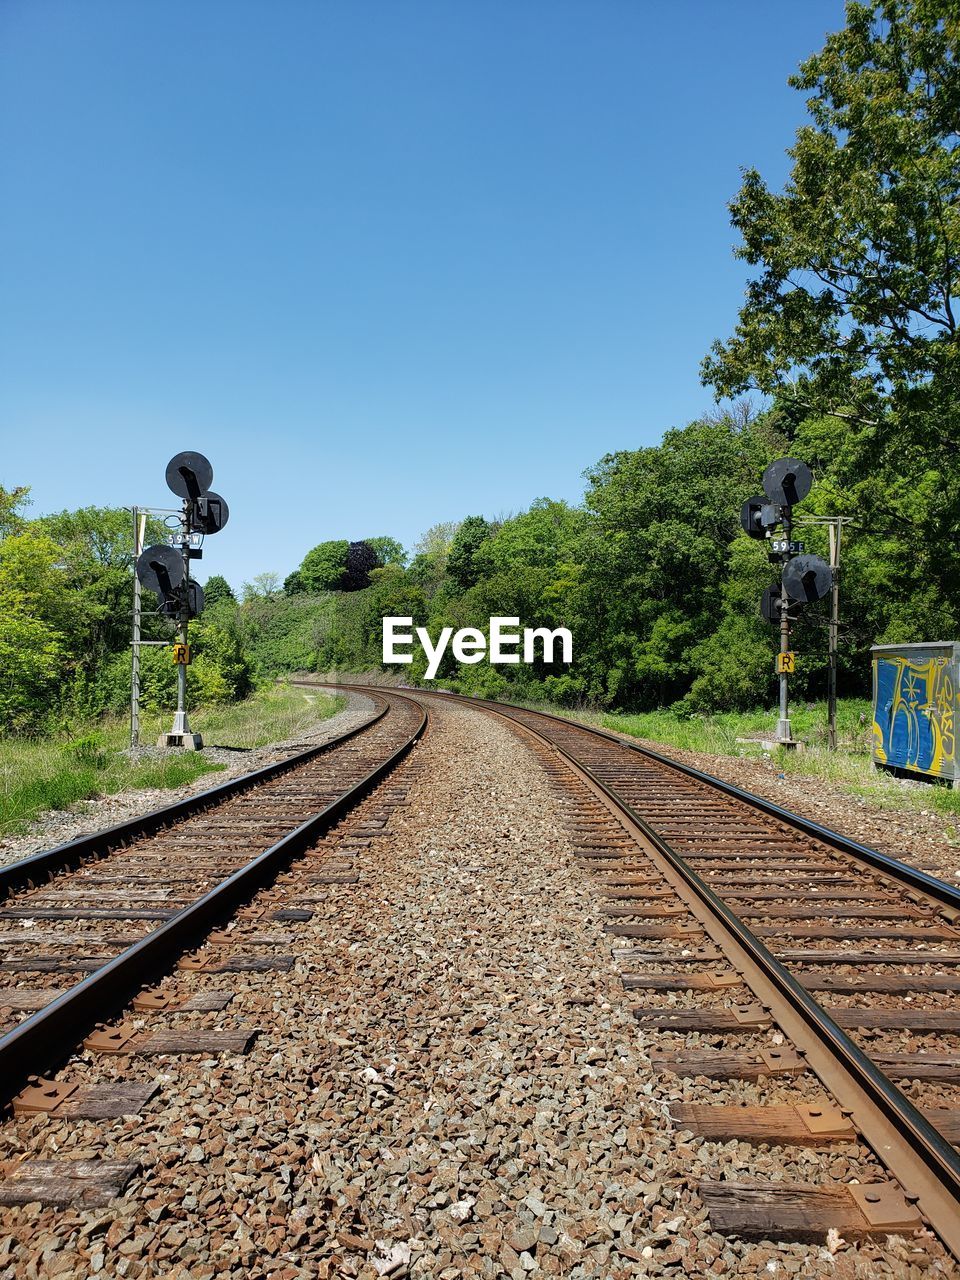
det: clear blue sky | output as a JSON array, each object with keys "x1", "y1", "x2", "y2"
[{"x1": 0, "y1": 0, "x2": 845, "y2": 590}]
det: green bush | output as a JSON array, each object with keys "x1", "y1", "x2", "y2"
[{"x1": 66, "y1": 733, "x2": 110, "y2": 768}]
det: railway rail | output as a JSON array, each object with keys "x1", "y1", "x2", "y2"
[
  {"x1": 5, "y1": 676, "x2": 960, "y2": 1267},
  {"x1": 382, "y1": 687, "x2": 960, "y2": 1261},
  {"x1": 0, "y1": 689, "x2": 427, "y2": 1110}
]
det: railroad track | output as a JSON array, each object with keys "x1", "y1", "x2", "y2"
[
  {"x1": 7, "y1": 675, "x2": 960, "y2": 1264},
  {"x1": 0, "y1": 688, "x2": 427, "y2": 1122},
  {"x1": 389, "y1": 688, "x2": 960, "y2": 1262}
]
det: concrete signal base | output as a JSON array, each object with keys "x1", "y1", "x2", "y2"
[
  {"x1": 159, "y1": 710, "x2": 203, "y2": 750},
  {"x1": 158, "y1": 732, "x2": 204, "y2": 750}
]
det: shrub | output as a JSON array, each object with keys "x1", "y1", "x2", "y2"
[{"x1": 66, "y1": 733, "x2": 109, "y2": 768}]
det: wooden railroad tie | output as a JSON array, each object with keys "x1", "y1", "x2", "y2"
[
  {"x1": 12, "y1": 1078, "x2": 158, "y2": 1120},
  {"x1": 82, "y1": 1023, "x2": 257, "y2": 1056},
  {"x1": 0, "y1": 1159, "x2": 140, "y2": 1208},
  {"x1": 672, "y1": 1099, "x2": 857, "y2": 1145},
  {"x1": 699, "y1": 1180, "x2": 921, "y2": 1242},
  {"x1": 633, "y1": 1005, "x2": 772, "y2": 1032}
]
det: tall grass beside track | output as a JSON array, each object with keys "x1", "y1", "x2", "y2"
[
  {"x1": 0, "y1": 683, "x2": 344, "y2": 837},
  {"x1": 599, "y1": 700, "x2": 874, "y2": 756}
]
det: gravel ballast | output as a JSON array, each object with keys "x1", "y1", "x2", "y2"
[{"x1": 0, "y1": 699, "x2": 951, "y2": 1278}]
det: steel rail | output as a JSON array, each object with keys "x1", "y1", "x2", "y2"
[
  {"x1": 464, "y1": 695, "x2": 960, "y2": 1259},
  {"x1": 0, "y1": 691, "x2": 428, "y2": 1109},
  {"x1": 0, "y1": 691, "x2": 389, "y2": 901},
  {"x1": 443, "y1": 693, "x2": 960, "y2": 917}
]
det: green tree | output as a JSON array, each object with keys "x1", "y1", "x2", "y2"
[
  {"x1": 0, "y1": 528, "x2": 75, "y2": 730},
  {"x1": 364, "y1": 536, "x2": 406, "y2": 567},
  {"x1": 703, "y1": 0, "x2": 960, "y2": 655},
  {"x1": 191, "y1": 601, "x2": 252, "y2": 701},
  {"x1": 203, "y1": 574, "x2": 236, "y2": 607},
  {"x1": 579, "y1": 410, "x2": 780, "y2": 707},
  {"x1": 0, "y1": 486, "x2": 31, "y2": 539},
  {"x1": 407, "y1": 522, "x2": 459, "y2": 595},
  {"x1": 36, "y1": 506, "x2": 164, "y2": 666},
  {"x1": 37, "y1": 506, "x2": 142, "y2": 572},
  {"x1": 475, "y1": 500, "x2": 584, "y2": 577},
  {"x1": 241, "y1": 572, "x2": 282, "y2": 601},
  {"x1": 446, "y1": 516, "x2": 492, "y2": 588},
  {"x1": 0, "y1": 611, "x2": 66, "y2": 732},
  {"x1": 299, "y1": 539, "x2": 349, "y2": 592},
  {"x1": 702, "y1": 0, "x2": 960, "y2": 438},
  {"x1": 0, "y1": 527, "x2": 82, "y2": 647}
]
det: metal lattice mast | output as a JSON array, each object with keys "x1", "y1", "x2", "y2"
[{"x1": 130, "y1": 509, "x2": 146, "y2": 749}]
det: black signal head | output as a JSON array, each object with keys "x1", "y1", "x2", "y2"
[
  {"x1": 762, "y1": 457, "x2": 812, "y2": 508},
  {"x1": 782, "y1": 553, "x2": 832, "y2": 603},
  {"x1": 158, "y1": 581, "x2": 205, "y2": 619},
  {"x1": 741, "y1": 496, "x2": 767, "y2": 539},
  {"x1": 742, "y1": 496, "x2": 784, "y2": 539},
  {"x1": 136, "y1": 545, "x2": 185, "y2": 596},
  {"x1": 194, "y1": 492, "x2": 229, "y2": 535},
  {"x1": 760, "y1": 585, "x2": 785, "y2": 624},
  {"x1": 166, "y1": 451, "x2": 213, "y2": 501}
]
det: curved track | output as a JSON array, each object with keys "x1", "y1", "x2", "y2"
[
  {"x1": 0, "y1": 689, "x2": 428, "y2": 1106},
  {"x1": 410, "y1": 689, "x2": 960, "y2": 1258},
  {"x1": 11, "y1": 675, "x2": 960, "y2": 1258}
]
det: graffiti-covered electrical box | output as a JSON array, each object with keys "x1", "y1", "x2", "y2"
[{"x1": 872, "y1": 642, "x2": 959, "y2": 786}]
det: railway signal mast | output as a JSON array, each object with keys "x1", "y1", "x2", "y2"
[
  {"x1": 741, "y1": 458, "x2": 832, "y2": 747},
  {"x1": 134, "y1": 452, "x2": 229, "y2": 750}
]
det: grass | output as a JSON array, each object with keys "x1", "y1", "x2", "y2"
[
  {"x1": 597, "y1": 699, "x2": 874, "y2": 757},
  {"x1": 185, "y1": 681, "x2": 346, "y2": 749},
  {"x1": 0, "y1": 682, "x2": 344, "y2": 837}
]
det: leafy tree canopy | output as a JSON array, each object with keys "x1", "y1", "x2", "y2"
[
  {"x1": 0, "y1": 486, "x2": 31, "y2": 540},
  {"x1": 341, "y1": 541, "x2": 379, "y2": 591},
  {"x1": 446, "y1": 516, "x2": 492, "y2": 587},
  {"x1": 241, "y1": 572, "x2": 282, "y2": 601},
  {"x1": 413, "y1": 522, "x2": 460, "y2": 560},
  {"x1": 407, "y1": 522, "x2": 460, "y2": 594},
  {"x1": 702, "y1": 0, "x2": 960, "y2": 441},
  {"x1": 364, "y1": 536, "x2": 406, "y2": 567},
  {"x1": 37, "y1": 506, "x2": 150, "y2": 571},
  {"x1": 475, "y1": 500, "x2": 584, "y2": 577},
  {"x1": 203, "y1": 574, "x2": 236, "y2": 607},
  {"x1": 299, "y1": 540, "x2": 350, "y2": 592},
  {"x1": 296, "y1": 537, "x2": 389, "y2": 593}
]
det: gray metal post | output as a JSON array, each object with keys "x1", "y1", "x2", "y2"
[
  {"x1": 163, "y1": 499, "x2": 202, "y2": 748},
  {"x1": 130, "y1": 509, "x2": 146, "y2": 750},
  {"x1": 827, "y1": 520, "x2": 843, "y2": 751},
  {"x1": 776, "y1": 507, "x2": 793, "y2": 745},
  {"x1": 175, "y1": 500, "x2": 190, "y2": 729}
]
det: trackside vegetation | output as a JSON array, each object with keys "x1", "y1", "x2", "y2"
[
  {"x1": 2, "y1": 2, "x2": 959, "y2": 802},
  {"x1": 0, "y1": 684, "x2": 344, "y2": 836}
]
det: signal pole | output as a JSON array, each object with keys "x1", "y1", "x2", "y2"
[
  {"x1": 828, "y1": 521, "x2": 840, "y2": 751},
  {"x1": 743, "y1": 459, "x2": 834, "y2": 750},
  {"x1": 777, "y1": 505, "x2": 793, "y2": 745},
  {"x1": 133, "y1": 452, "x2": 229, "y2": 752},
  {"x1": 168, "y1": 494, "x2": 197, "y2": 747},
  {"x1": 130, "y1": 509, "x2": 146, "y2": 750},
  {"x1": 130, "y1": 506, "x2": 181, "y2": 751},
  {"x1": 796, "y1": 513, "x2": 852, "y2": 751}
]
